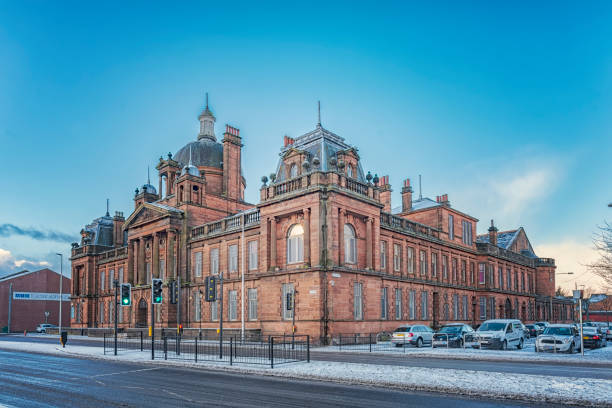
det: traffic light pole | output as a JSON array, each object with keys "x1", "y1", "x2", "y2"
[
  {"x1": 219, "y1": 271, "x2": 223, "y2": 359},
  {"x1": 114, "y1": 280, "x2": 118, "y2": 356},
  {"x1": 151, "y1": 297, "x2": 155, "y2": 360}
]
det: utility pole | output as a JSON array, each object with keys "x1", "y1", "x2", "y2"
[
  {"x1": 7, "y1": 283, "x2": 12, "y2": 333},
  {"x1": 151, "y1": 293, "x2": 155, "y2": 360},
  {"x1": 56, "y1": 253, "x2": 63, "y2": 338},
  {"x1": 579, "y1": 298, "x2": 584, "y2": 356},
  {"x1": 241, "y1": 214, "x2": 245, "y2": 343}
]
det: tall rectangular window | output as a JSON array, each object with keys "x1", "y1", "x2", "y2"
[
  {"x1": 421, "y1": 291, "x2": 428, "y2": 320},
  {"x1": 248, "y1": 288, "x2": 258, "y2": 320},
  {"x1": 108, "y1": 301, "x2": 112, "y2": 323},
  {"x1": 479, "y1": 297, "x2": 487, "y2": 320},
  {"x1": 478, "y1": 263, "x2": 486, "y2": 284},
  {"x1": 453, "y1": 294, "x2": 459, "y2": 320},
  {"x1": 248, "y1": 240, "x2": 258, "y2": 270},
  {"x1": 498, "y1": 267, "x2": 503, "y2": 289},
  {"x1": 448, "y1": 215, "x2": 454, "y2": 240},
  {"x1": 431, "y1": 253, "x2": 437, "y2": 277},
  {"x1": 419, "y1": 250, "x2": 427, "y2": 276},
  {"x1": 521, "y1": 273, "x2": 525, "y2": 292},
  {"x1": 462, "y1": 220, "x2": 473, "y2": 245},
  {"x1": 461, "y1": 260, "x2": 466, "y2": 283},
  {"x1": 462, "y1": 295, "x2": 468, "y2": 320},
  {"x1": 409, "y1": 290, "x2": 416, "y2": 320},
  {"x1": 452, "y1": 258, "x2": 458, "y2": 282},
  {"x1": 159, "y1": 259, "x2": 165, "y2": 280},
  {"x1": 489, "y1": 265, "x2": 494, "y2": 286},
  {"x1": 109, "y1": 269, "x2": 114, "y2": 289},
  {"x1": 210, "y1": 248, "x2": 219, "y2": 275},
  {"x1": 393, "y1": 244, "x2": 401, "y2": 272},
  {"x1": 100, "y1": 271, "x2": 105, "y2": 293},
  {"x1": 470, "y1": 262, "x2": 475, "y2": 285},
  {"x1": 380, "y1": 241, "x2": 387, "y2": 270},
  {"x1": 70, "y1": 305, "x2": 75, "y2": 320},
  {"x1": 194, "y1": 252, "x2": 203, "y2": 278},
  {"x1": 354, "y1": 283, "x2": 363, "y2": 320},
  {"x1": 282, "y1": 283, "x2": 294, "y2": 320},
  {"x1": 146, "y1": 263, "x2": 151, "y2": 284},
  {"x1": 211, "y1": 299, "x2": 218, "y2": 321},
  {"x1": 100, "y1": 301, "x2": 104, "y2": 323},
  {"x1": 229, "y1": 245, "x2": 238, "y2": 273},
  {"x1": 514, "y1": 270, "x2": 518, "y2": 291},
  {"x1": 442, "y1": 255, "x2": 448, "y2": 279},
  {"x1": 194, "y1": 290, "x2": 201, "y2": 321},
  {"x1": 395, "y1": 288, "x2": 402, "y2": 320},
  {"x1": 407, "y1": 247, "x2": 414, "y2": 274},
  {"x1": 490, "y1": 297, "x2": 496, "y2": 319},
  {"x1": 118, "y1": 267, "x2": 124, "y2": 284},
  {"x1": 229, "y1": 290, "x2": 237, "y2": 321},
  {"x1": 381, "y1": 287, "x2": 388, "y2": 319}
]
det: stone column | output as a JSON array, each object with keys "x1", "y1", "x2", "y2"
[
  {"x1": 158, "y1": 175, "x2": 162, "y2": 199},
  {"x1": 270, "y1": 217, "x2": 277, "y2": 269},
  {"x1": 304, "y1": 208, "x2": 310, "y2": 265},
  {"x1": 339, "y1": 209, "x2": 345, "y2": 266},
  {"x1": 168, "y1": 230, "x2": 175, "y2": 279},
  {"x1": 127, "y1": 240, "x2": 135, "y2": 284},
  {"x1": 366, "y1": 217, "x2": 373, "y2": 270},
  {"x1": 153, "y1": 232, "x2": 160, "y2": 279},
  {"x1": 138, "y1": 237, "x2": 146, "y2": 285}
]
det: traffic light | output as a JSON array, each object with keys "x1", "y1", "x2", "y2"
[
  {"x1": 205, "y1": 276, "x2": 217, "y2": 302},
  {"x1": 169, "y1": 280, "x2": 178, "y2": 304},
  {"x1": 120, "y1": 283, "x2": 131, "y2": 306},
  {"x1": 286, "y1": 292, "x2": 294, "y2": 311},
  {"x1": 152, "y1": 279, "x2": 163, "y2": 304}
]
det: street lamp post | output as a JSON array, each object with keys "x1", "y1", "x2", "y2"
[{"x1": 56, "y1": 253, "x2": 63, "y2": 338}]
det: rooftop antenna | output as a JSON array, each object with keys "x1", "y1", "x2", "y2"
[
  {"x1": 106, "y1": 199, "x2": 110, "y2": 217},
  {"x1": 419, "y1": 175, "x2": 422, "y2": 200},
  {"x1": 317, "y1": 100, "x2": 321, "y2": 127}
]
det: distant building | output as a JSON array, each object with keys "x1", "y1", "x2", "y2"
[
  {"x1": 70, "y1": 99, "x2": 573, "y2": 342},
  {"x1": 0, "y1": 268, "x2": 71, "y2": 332}
]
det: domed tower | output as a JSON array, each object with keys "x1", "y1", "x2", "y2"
[
  {"x1": 176, "y1": 145, "x2": 206, "y2": 206},
  {"x1": 198, "y1": 93, "x2": 216, "y2": 142},
  {"x1": 134, "y1": 168, "x2": 160, "y2": 209}
]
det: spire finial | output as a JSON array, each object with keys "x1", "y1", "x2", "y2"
[
  {"x1": 147, "y1": 166, "x2": 150, "y2": 185},
  {"x1": 106, "y1": 198, "x2": 110, "y2": 217},
  {"x1": 317, "y1": 100, "x2": 321, "y2": 127},
  {"x1": 189, "y1": 144, "x2": 193, "y2": 166},
  {"x1": 206, "y1": 92, "x2": 209, "y2": 109}
]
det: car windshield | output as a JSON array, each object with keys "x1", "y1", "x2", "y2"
[
  {"x1": 478, "y1": 322, "x2": 506, "y2": 331},
  {"x1": 394, "y1": 327, "x2": 411, "y2": 333},
  {"x1": 583, "y1": 328, "x2": 597, "y2": 334},
  {"x1": 543, "y1": 327, "x2": 571, "y2": 336},
  {"x1": 526, "y1": 325, "x2": 535, "y2": 329},
  {"x1": 439, "y1": 326, "x2": 462, "y2": 333}
]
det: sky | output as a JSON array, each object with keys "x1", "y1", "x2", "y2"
[{"x1": 0, "y1": 1, "x2": 611, "y2": 291}]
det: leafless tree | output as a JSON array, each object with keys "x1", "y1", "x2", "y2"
[
  {"x1": 555, "y1": 286, "x2": 569, "y2": 297},
  {"x1": 588, "y1": 221, "x2": 612, "y2": 291}
]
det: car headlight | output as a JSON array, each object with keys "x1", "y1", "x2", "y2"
[{"x1": 562, "y1": 337, "x2": 571, "y2": 343}]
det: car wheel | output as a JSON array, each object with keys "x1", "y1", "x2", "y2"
[
  {"x1": 416, "y1": 337, "x2": 423, "y2": 348},
  {"x1": 517, "y1": 338, "x2": 524, "y2": 350},
  {"x1": 501, "y1": 340, "x2": 507, "y2": 350}
]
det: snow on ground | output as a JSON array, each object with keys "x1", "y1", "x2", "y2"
[
  {"x1": 0, "y1": 340, "x2": 611, "y2": 407},
  {"x1": 318, "y1": 338, "x2": 612, "y2": 365}
]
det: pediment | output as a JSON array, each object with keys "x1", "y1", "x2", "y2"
[{"x1": 123, "y1": 203, "x2": 179, "y2": 229}]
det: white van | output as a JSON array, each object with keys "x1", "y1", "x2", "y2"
[{"x1": 474, "y1": 319, "x2": 526, "y2": 350}]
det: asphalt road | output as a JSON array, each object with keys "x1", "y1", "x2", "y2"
[
  {"x1": 0, "y1": 349, "x2": 572, "y2": 408},
  {"x1": 2, "y1": 335, "x2": 611, "y2": 380}
]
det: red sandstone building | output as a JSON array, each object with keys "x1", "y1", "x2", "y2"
[
  {"x1": 69, "y1": 100, "x2": 573, "y2": 341},
  {"x1": 0, "y1": 268, "x2": 71, "y2": 332}
]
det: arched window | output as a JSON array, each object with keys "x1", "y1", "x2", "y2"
[
  {"x1": 290, "y1": 164, "x2": 298, "y2": 178},
  {"x1": 287, "y1": 224, "x2": 304, "y2": 264},
  {"x1": 344, "y1": 224, "x2": 356, "y2": 264},
  {"x1": 347, "y1": 164, "x2": 353, "y2": 178}
]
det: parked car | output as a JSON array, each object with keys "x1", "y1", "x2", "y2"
[
  {"x1": 535, "y1": 324, "x2": 581, "y2": 353},
  {"x1": 391, "y1": 325, "x2": 434, "y2": 348},
  {"x1": 520, "y1": 323, "x2": 531, "y2": 339},
  {"x1": 605, "y1": 326, "x2": 612, "y2": 341},
  {"x1": 582, "y1": 327, "x2": 605, "y2": 349},
  {"x1": 472, "y1": 319, "x2": 526, "y2": 350},
  {"x1": 432, "y1": 323, "x2": 474, "y2": 348},
  {"x1": 525, "y1": 324, "x2": 543, "y2": 338},
  {"x1": 534, "y1": 321, "x2": 549, "y2": 331},
  {"x1": 36, "y1": 324, "x2": 57, "y2": 333}
]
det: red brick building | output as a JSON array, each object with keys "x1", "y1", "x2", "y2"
[
  {"x1": 0, "y1": 268, "x2": 71, "y2": 332},
  {"x1": 70, "y1": 99, "x2": 573, "y2": 341}
]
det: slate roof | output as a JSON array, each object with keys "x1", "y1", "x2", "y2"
[
  {"x1": 476, "y1": 229, "x2": 520, "y2": 249},
  {"x1": 392, "y1": 197, "x2": 441, "y2": 214},
  {"x1": 175, "y1": 139, "x2": 223, "y2": 169},
  {"x1": 149, "y1": 202, "x2": 184, "y2": 213}
]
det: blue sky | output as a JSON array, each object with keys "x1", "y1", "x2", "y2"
[{"x1": 1, "y1": 1, "x2": 610, "y2": 290}]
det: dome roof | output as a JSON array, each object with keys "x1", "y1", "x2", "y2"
[
  {"x1": 181, "y1": 164, "x2": 201, "y2": 177},
  {"x1": 175, "y1": 140, "x2": 223, "y2": 169},
  {"x1": 141, "y1": 184, "x2": 157, "y2": 195}
]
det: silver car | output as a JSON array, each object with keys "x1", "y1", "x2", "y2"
[
  {"x1": 391, "y1": 325, "x2": 434, "y2": 348},
  {"x1": 535, "y1": 324, "x2": 581, "y2": 353}
]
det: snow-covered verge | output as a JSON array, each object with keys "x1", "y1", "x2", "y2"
[
  {"x1": 1, "y1": 340, "x2": 611, "y2": 407},
  {"x1": 317, "y1": 340, "x2": 612, "y2": 366}
]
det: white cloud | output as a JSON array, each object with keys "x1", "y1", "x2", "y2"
[
  {"x1": 535, "y1": 240, "x2": 605, "y2": 292},
  {"x1": 0, "y1": 248, "x2": 11, "y2": 265},
  {"x1": 0, "y1": 247, "x2": 56, "y2": 277},
  {"x1": 491, "y1": 168, "x2": 559, "y2": 217}
]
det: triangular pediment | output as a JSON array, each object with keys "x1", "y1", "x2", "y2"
[{"x1": 123, "y1": 202, "x2": 182, "y2": 229}]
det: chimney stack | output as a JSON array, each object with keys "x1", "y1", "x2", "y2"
[
  {"x1": 379, "y1": 175, "x2": 392, "y2": 213},
  {"x1": 488, "y1": 219, "x2": 498, "y2": 247},
  {"x1": 401, "y1": 178, "x2": 413, "y2": 213},
  {"x1": 283, "y1": 135, "x2": 295, "y2": 147},
  {"x1": 436, "y1": 193, "x2": 450, "y2": 207}
]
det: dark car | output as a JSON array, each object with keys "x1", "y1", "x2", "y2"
[
  {"x1": 525, "y1": 324, "x2": 543, "y2": 338},
  {"x1": 582, "y1": 327, "x2": 604, "y2": 349},
  {"x1": 432, "y1": 323, "x2": 474, "y2": 348}
]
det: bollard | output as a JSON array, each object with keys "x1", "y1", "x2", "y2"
[
  {"x1": 164, "y1": 337, "x2": 168, "y2": 360},
  {"x1": 195, "y1": 337, "x2": 198, "y2": 363},
  {"x1": 230, "y1": 337, "x2": 233, "y2": 366}
]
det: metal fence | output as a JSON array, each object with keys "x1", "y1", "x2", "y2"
[{"x1": 103, "y1": 333, "x2": 310, "y2": 368}]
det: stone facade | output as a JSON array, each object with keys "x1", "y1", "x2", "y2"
[{"x1": 70, "y1": 100, "x2": 573, "y2": 342}]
